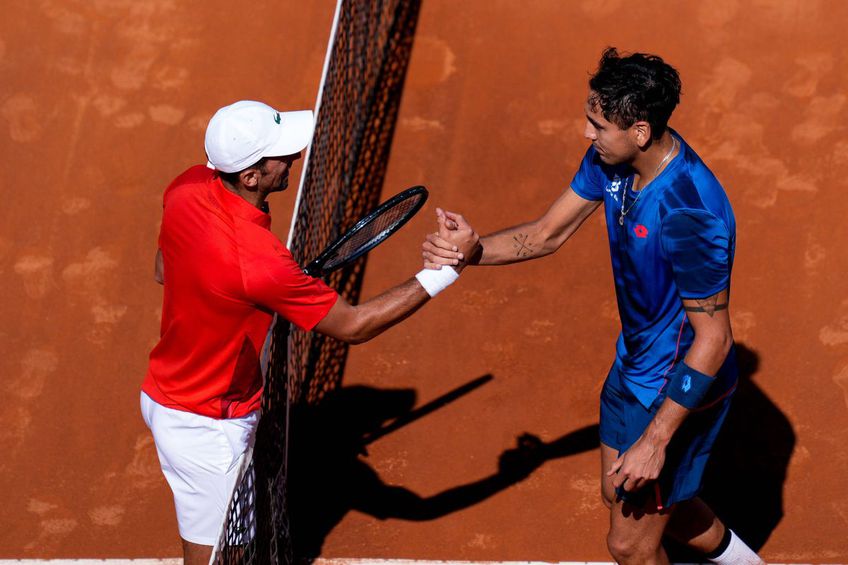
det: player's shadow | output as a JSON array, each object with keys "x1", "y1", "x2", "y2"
[
  {"x1": 286, "y1": 376, "x2": 599, "y2": 561},
  {"x1": 666, "y1": 342, "x2": 795, "y2": 559}
]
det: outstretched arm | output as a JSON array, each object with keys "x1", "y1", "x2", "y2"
[
  {"x1": 313, "y1": 278, "x2": 430, "y2": 345},
  {"x1": 354, "y1": 432, "x2": 549, "y2": 520},
  {"x1": 423, "y1": 187, "x2": 600, "y2": 268},
  {"x1": 609, "y1": 288, "x2": 733, "y2": 494},
  {"x1": 314, "y1": 214, "x2": 479, "y2": 344}
]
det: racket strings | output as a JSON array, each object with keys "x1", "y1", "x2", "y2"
[{"x1": 323, "y1": 195, "x2": 424, "y2": 269}]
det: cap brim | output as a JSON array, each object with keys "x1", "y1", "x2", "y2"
[{"x1": 263, "y1": 110, "x2": 315, "y2": 157}]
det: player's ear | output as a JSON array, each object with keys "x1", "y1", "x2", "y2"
[
  {"x1": 632, "y1": 121, "x2": 651, "y2": 148},
  {"x1": 239, "y1": 168, "x2": 260, "y2": 190}
]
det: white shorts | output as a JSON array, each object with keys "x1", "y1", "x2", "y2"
[{"x1": 140, "y1": 392, "x2": 260, "y2": 545}]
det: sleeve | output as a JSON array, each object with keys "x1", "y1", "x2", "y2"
[
  {"x1": 569, "y1": 145, "x2": 605, "y2": 201},
  {"x1": 243, "y1": 246, "x2": 339, "y2": 331},
  {"x1": 661, "y1": 209, "x2": 731, "y2": 299}
]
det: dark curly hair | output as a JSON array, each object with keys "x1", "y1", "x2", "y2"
[{"x1": 588, "y1": 47, "x2": 681, "y2": 139}]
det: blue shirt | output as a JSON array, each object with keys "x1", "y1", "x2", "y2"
[{"x1": 571, "y1": 132, "x2": 737, "y2": 408}]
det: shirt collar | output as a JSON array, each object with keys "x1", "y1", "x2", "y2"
[{"x1": 211, "y1": 175, "x2": 272, "y2": 228}]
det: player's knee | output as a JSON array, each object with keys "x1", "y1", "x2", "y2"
[
  {"x1": 606, "y1": 531, "x2": 631, "y2": 562},
  {"x1": 606, "y1": 529, "x2": 657, "y2": 564}
]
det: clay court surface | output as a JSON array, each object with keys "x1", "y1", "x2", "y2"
[{"x1": 3, "y1": 0, "x2": 848, "y2": 561}]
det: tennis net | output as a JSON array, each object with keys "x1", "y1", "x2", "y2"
[{"x1": 212, "y1": 0, "x2": 421, "y2": 562}]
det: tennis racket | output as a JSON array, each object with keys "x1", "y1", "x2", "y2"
[{"x1": 303, "y1": 185, "x2": 428, "y2": 277}]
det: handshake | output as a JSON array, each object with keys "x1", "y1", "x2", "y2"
[{"x1": 421, "y1": 208, "x2": 481, "y2": 273}]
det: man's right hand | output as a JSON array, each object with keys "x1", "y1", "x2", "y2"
[{"x1": 423, "y1": 208, "x2": 479, "y2": 271}]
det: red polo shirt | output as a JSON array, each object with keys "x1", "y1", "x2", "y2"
[{"x1": 142, "y1": 165, "x2": 338, "y2": 419}]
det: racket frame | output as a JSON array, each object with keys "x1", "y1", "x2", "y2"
[{"x1": 303, "y1": 185, "x2": 428, "y2": 277}]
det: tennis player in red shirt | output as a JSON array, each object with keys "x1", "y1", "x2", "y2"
[{"x1": 141, "y1": 100, "x2": 474, "y2": 563}]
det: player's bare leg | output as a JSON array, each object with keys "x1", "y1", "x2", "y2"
[
  {"x1": 668, "y1": 498, "x2": 765, "y2": 564},
  {"x1": 600, "y1": 443, "x2": 619, "y2": 509},
  {"x1": 182, "y1": 539, "x2": 213, "y2": 565},
  {"x1": 601, "y1": 444, "x2": 764, "y2": 564},
  {"x1": 601, "y1": 443, "x2": 671, "y2": 564},
  {"x1": 608, "y1": 498, "x2": 671, "y2": 565},
  {"x1": 666, "y1": 497, "x2": 724, "y2": 552}
]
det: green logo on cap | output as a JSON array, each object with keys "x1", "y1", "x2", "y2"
[{"x1": 274, "y1": 112, "x2": 281, "y2": 124}]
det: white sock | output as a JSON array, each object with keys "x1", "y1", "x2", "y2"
[{"x1": 711, "y1": 529, "x2": 764, "y2": 565}]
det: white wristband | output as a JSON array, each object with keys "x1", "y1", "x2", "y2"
[{"x1": 415, "y1": 266, "x2": 459, "y2": 297}]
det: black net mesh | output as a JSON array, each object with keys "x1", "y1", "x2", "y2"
[{"x1": 213, "y1": 0, "x2": 421, "y2": 562}]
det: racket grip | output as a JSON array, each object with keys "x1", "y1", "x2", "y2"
[{"x1": 415, "y1": 266, "x2": 459, "y2": 297}]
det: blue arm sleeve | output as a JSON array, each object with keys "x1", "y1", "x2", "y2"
[
  {"x1": 569, "y1": 146, "x2": 605, "y2": 201},
  {"x1": 661, "y1": 209, "x2": 731, "y2": 299}
]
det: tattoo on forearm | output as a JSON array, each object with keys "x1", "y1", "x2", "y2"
[
  {"x1": 513, "y1": 233, "x2": 535, "y2": 258},
  {"x1": 685, "y1": 294, "x2": 727, "y2": 317},
  {"x1": 684, "y1": 304, "x2": 728, "y2": 316}
]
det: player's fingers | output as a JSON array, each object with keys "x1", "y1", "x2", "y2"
[
  {"x1": 622, "y1": 476, "x2": 640, "y2": 492},
  {"x1": 425, "y1": 233, "x2": 460, "y2": 253},
  {"x1": 424, "y1": 232, "x2": 454, "y2": 250},
  {"x1": 606, "y1": 457, "x2": 623, "y2": 477},
  {"x1": 423, "y1": 252, "x2": 461, "y2": 266},
  {"x1": 423, "y1": 259, "x2": 443, "y2": 270},
  {"x1": 437, "y1": 213, "x2": 457, "y2": 239},
  {"x1": 612, "y1": 474, "x2": 625, "y2": 489},
  {"x1": 450, "y1": 214, "x2": 472, "y2": 233},
  {"x1": 443, "y1": 210, "x2": 469, "y2": 228},
  {"x1": 423, "y1": 248, "x2": 460, "y2": 266}
]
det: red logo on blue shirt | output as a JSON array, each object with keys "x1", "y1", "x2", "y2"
[{"x1": 633, "y1": 224, "x2": 648, "y2": 238}]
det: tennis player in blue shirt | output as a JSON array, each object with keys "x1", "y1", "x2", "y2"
[{"x1": 423, "y1": 48, "x2": 764, "y2": 564}]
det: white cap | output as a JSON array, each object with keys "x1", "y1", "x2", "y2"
[{"x1": 204, "y1": 100, "x2": 314, "y2": 173}]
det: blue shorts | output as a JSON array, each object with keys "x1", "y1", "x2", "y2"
[{"x1": 599, "y1": 361, "x2": 735, "y2": 509}]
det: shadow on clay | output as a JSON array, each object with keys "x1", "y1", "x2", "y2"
[
  {"x1": 666, "y1": 342, "x2": 795, "y2": 558},
  {"x1": 286, "y1": 375, "x2": 600, "y2": 561}
]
